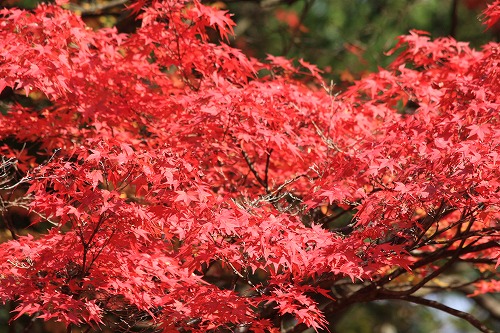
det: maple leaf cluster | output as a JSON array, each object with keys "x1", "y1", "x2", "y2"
[{"x1": 0, "y1": 0, "x2": 499, "y2": 332}]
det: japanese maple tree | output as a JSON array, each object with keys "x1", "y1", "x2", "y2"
[{"x1": 0, "y1": 0, "x2": 499, "y2": 332}]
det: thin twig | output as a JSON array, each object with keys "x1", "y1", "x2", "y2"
[
  {"x1": 240, "y1": 146, "x2": 267, "y2": 190},
  {"x1": 264, "y1": 149, "x2": 273, "y2": 193},
  {"x1": 311, "y1": 120, "x2": 343, "y2": 152},
  {"x1": 269, "y1": 173, "x2": 308, "y2": 196}
]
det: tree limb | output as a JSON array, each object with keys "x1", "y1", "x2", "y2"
[
  {"x1": 382, "y1": 294, "x2": 495, "y2": 333},
  {"x1": 240, "y1": 146, "x2": 268, "y2": 190}
]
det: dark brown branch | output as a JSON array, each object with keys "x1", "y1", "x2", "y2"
[
  {"x1": 410, "y1": 200, "x2": 448, "y2": 248},
  {"x1": 458, "y1": 258, "x2": 496, "y2": 264},
  {"x1": 382, "y1": 295, "x2": 494, "y2": 333},
  {"x1": 401, "y1": 219, "x2": 474, "y2": 295},
  {"x1": 80, "y1": 213, "x2": 109, "y2": 275},
  {"x1": 450, "y1": 0, "x2": 458, "y2": 38},
  {"x1": 270, "y1": 173, "x2": 308, "y2": 196},
  {"x1": 425, "y1": 204, "x2": 484, "y2": 243},
  {"x1": 469, "y1": 293, "x2": 500, "y2": 322},
  {"x1": 86, "y1": 228, "x2": 116, "y2": 275},
  {"x1": 240, "y1": 147, "x2": 268, "y2": 190},
  {"x1": 264, "y1": 149, "x2": 273, "y2": 193},
  {"x1": 415, "y1": 241, "x2": 499, "y2": 262},
  {"x1": 281, "y1": 0, "x2": 315, "y2": 55},
  {"x1": 1, "y1": 209, "x2": 18, "y2": 241},
  {"x1": 375, "y1": 238, "x2": 498, "y2": 292}
]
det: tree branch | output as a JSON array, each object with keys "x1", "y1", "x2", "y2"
[
  {"x1": 264, "y1": 149, "x2": 272, "y2": 193},
  {"x1": 383, "y1": 295, "x2": 494, "y2": 333},
  {"x1": 401, "y1": 218, "x2": 474, "y2": 295},
  {"x1": 240, "y1": 146, "x2": 268, "y2": 191},
  {"x1": 450, "y1": 0, "x2": 458, "y2": 38},
  {"x1": 281, "y1": 0, "x2": 315, "y2": 55}
]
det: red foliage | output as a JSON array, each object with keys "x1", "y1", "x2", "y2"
[
  {"x1": 483, "y1": 0, "x2": 500, "y2": 29},
  {"x1": 0, "y1": 0, "x2": 498, "y2": 332}
]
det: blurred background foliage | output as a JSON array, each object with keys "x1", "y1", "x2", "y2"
[
  {"x1": 0, "y1": 0, "x2": 499, "y2": 332},
  {"x1": 224, "y1": 0, "x2": 498, "y2": 82}
]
